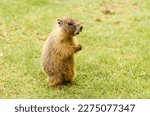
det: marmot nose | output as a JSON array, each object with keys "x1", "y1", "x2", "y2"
[{"x1": 80, "y1": 26, "x2": 83, "y2": 31}]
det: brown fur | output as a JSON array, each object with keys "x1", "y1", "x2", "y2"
[{"x1": 41, "y1": 18, "x2": 83, "y2": 87}]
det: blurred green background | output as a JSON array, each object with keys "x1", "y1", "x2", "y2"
[{"x1": 0, "y1": 0, "x2": 150, "y2": 98}]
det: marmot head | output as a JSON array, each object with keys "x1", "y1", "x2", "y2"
[{"x1": 57, "y1": 17, "x2": 83, "y2": 36}]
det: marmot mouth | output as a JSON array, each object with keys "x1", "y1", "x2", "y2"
[
  {"x1": 76, "y1": 32, "x2": 80, "y2": 35},
  {"x1": 75, "y1": 31, "x2": 80, "y2": 35}
]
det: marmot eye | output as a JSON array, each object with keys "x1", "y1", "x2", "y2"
[
  {"x1": 58, "y1": 21, "x2": 61, "y2": 24},
  {"x1": 67, "y1": 22, "x2": 73, "y2": 26}
]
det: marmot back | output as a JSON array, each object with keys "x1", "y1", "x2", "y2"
[{"x1": 41, "y1": 17, "x2": 83, "y2": 87}]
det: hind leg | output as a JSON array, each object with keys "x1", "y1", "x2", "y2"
[
  {"x1": 63, "y1": 69, "x2": 75, "y2": 84},
  {"x1": 48, "y1": 74, "x2": 63, "y2": 87}
]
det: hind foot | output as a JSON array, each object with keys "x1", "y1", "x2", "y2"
[{"x1": 48, "y1": 76, "x2": 63, "y2": 87}]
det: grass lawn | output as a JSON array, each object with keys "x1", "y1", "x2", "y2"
[{"x1": 0, "y1": 0, "x2": 150, "y2": 98}]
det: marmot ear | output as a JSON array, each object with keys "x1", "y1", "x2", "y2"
[{"x1": 57, "y1": 18, "x2": 63, "y2": 26}]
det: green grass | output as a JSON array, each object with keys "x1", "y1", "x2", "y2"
[{"x1": 0, "y1": 0, "x2": 150, "y2": 98}]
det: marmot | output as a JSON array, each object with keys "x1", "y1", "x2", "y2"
[{"x1": 41, "y1": 17, "x2": 83, "y2": 87}]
